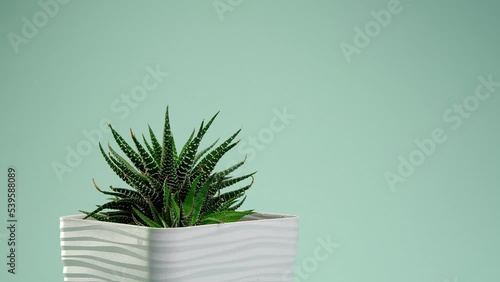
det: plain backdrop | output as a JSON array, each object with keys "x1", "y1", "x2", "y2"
[{"x1": 1, "y1": 0, "x2": 500, "y2": 281}]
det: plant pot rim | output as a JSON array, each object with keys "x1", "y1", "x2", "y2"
[{"x1": 60, "y1": 212, "x2": 298, "y2": 231}]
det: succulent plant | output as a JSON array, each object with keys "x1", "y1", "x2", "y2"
[{"x1": 81, "y1": 107, "x2": 255, "y2": 228}]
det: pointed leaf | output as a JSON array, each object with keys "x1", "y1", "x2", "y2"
[
  {"x1": 229, "y1": 195, "x2": 247, "y2": 211},
  {"x1": 182, "y1": 175, "x2": 201, "y2": 217},
  {"x1": 143, "y1": 134, "x2": 160, "y2": 167},
  {"x1": 193, "y1": 131, "x2": 240, "y2": 186},
  {"x1": 160, "y1": 107, "x2": 178, "y2": 191},
  {"x1": 215, "y1": 172, "x2": 256, "y2": 193},
  {"x1": 170, "y1": 193, "x2": 181, "y2": 227},
  {"x1": 177, "y1": 112, "x2": 219, "y2": 188},
  {"x1": 108, "y1": 124, "x2": 145, "y2": 172},
  {"x1": 189, "y1": 177, "x2": 214, "y2": 226},
  {"x1": 133, "y1": 207, "x2": 161, "y2": 228},
  {"x1": 148, "y1": 124, "x2": 163, "y2": 163},
  {"x1": 215, "y1": 156, "x2": 247, "y2": 178},
  {"x1": 84, "y1": 199, "x2": 134, "y2": 219},
  {"x1": 200, "y1": 210, "x2": 253, "y2": 225},
  {"x1": 107, "y1": 143, "x2": 148, "y2": 181},
  {"x1": 193, "y1": 139, "x2": 219, "y2": 165},
  {"x1": 177, "y1": 129, "x2": 195, "y2": 164},
  {"x1": 130, "y1": 129, "x2": 160, "y2": 181}
]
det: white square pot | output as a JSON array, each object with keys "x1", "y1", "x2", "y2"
[{"x1": 60, "y1": 213, "x2": 298, "y2": 282}]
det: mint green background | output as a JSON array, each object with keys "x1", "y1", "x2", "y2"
[{"x1": 1, "y1": 0, "x2": 500, "y2": 281}]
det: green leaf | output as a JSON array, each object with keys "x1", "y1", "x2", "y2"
[
  {"x1": 215, "y1": 156, "x2": 247, "y2": 178},
  {"x1": 143, "y1": 134, "x2": 160, "y2": 167},
  {"x1": 182, "y1": 175, "x2": 201, "y2": 217},
  {"x1": 207, "y1": 176, "x2": 253, "y2": 213},
  {"x1": 130, "y1": 129, "x2": 161, "y2": 181},
  {"x1": 170, "y1": 193, "x2": 181, "y2": 227},
  {"x1": 177, "y1": 112, "x2": 219, "y2": 189},
  {"x1": 84, "y1": 199, "x2": 134, "y2": 219},
  {"x1": 80, "y1": 211, "x2": 110, "y2": 222},
  {"x1": 162, "y1": 179, "x2": 172, "y2": 227},
  {"x1": 81, "y1": 211, "x2": 132, "y2": 224},
  {"x1": 216, "y1": 197, "x2": 239, "y2": 213},
  {"x1": 229, "y1": 195, "x2": 247, "y2": 211},
  {"x1": 189, "y1": 177, "x2": 213, "y2": 226},
  {"x1": 100, "y1": 210, "x2": 132, "y2": 218},
  {"x1": 109, "y1": 186, "x2": 142, "y2": 199},
  {"x1": 148, "y1": 124, "x2": 163, "y2": 164},
  {"x1": 215, "y1": 172, "x2": 256, "y2": 193},
  {"x1": 192, "y1": 129, "x2": 240, "y2": 185},
  {"x1": 177, "y1": 129, "x2": 195, "y2": 165},
  {"x1": 175, "y1": 129, "x2": 195, "y2": 180},
  {"x1": 120, "y1": 168, "x2": 159, "y2": 201},
  {"x1": 132, "y1": 214, "x2": 146, "y2": 226},
  {"x1": 99, "y1": 143, "x2": 139, "y2": 188},
  {"x1": 160, "y1": 107, "x2": 178, "y2": 191},
  {"x1": 200, "y1": 210, "x2": 253, "y2": 225},
  {"x1": 193, "y1": 139, "x2": 219, "y2": 166},
  {"x1": 146, "y1": 198, "x2": 163, "y2": 227},
  {"x1": 214, "y1": 178, "x2": 253, "y2": 202},
  {"x1": 163, "y1": 177, "x2": 172, "y2": 209},
  {"x1": 92, "y1": 179, "x2": 124, "y2": 198},
  {"x1": 107, "y1": 143, "x2": 148, "y2": 181},
  {"x1": 133, "y1": 207, "x2": 161, "y2": 228},
  {"x1": 108, "y1": 124, "x2": 145, "y2": 172},
  {"x1": 101, "y1": 143, "x2": 158, "y2": 202}
]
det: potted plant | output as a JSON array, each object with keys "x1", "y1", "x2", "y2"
[{"x1": 60, "y1": 107, "x2": 299, "y2": 282}]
